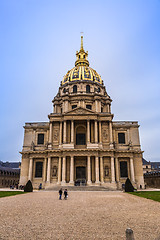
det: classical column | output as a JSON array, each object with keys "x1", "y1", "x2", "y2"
[
  {"x1": 59, "y1": 122, "x2": 62, "y2": 145},
  {"x1": 71, "y1": 120, "x2": 74, "y2": 144},
  {"x1": 47, "y1": 157, "x2": 51, "y2": 182},
  {"x1": 49, "y1": 122, "x2": 53, "y2": 149},
  {"x1": 57, "y1": 157, "x2": 61, "y2": 184},
  {"x1": 87, "y1": 156, "x2": 92, "y2": 184},
  {"x1": 62, "y1": 157, "x2": 66, "y2": 183},
  {"x1": 63, "y1": 121, "x2": 66, "y2": 144},
  {"x1": 28, "y1": 157, "x2": 33, "y2": 181},
  {"x1": 107, "y1": 104, "x2": 110, "y2": 113},
  {"x1": 87, "y1": 120, "x2": 90, "y2": 144},
  {"x1": 109, "y1": 121, "x2": 113, "y2": 147},
  {"x1": 95, "y1": 100, "x2": 98, "y2": 112},
  {"x1": 111, "y1": 157, "x2": 115, "y2": 182},
  {"x1": 94, "y1": 120, "x2": 98, "y2": 143},
  {"x1": 109, "y1": 121, "x2": 113, "y2": 143},
  {"x1": 69, "y1": 156, "x2": 74, "y2": 184},
  {"x1": 95, "y1": 156, "x2": 100, "y2": 183},
  {"x1": 100, "y1": 156, "x2": 104, "y2": 183},
  {"x1": 43, "y1": 158, "x2": 47, "y2": 182},
  {"x1": 115, "y1": 157, "x2": 120, "y2": 182},
  {"x1": 130, "y1": 157, "x2": 135, "y2": 182},
  {"x1": 99, "y1": 121, "x2": 102, "y2": 144}
]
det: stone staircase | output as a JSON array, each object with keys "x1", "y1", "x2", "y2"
[{"x1": 45, "y1": 185, "x2": 117, "y2": 191}]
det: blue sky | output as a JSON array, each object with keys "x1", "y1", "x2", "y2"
[{"x1": 0, "y1": 0, "x2": 160, "y2": 162}]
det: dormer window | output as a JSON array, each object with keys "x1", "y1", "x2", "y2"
[
  {"x1": 86, "y1": 85, "x2": 90, "y2": 93},
  {"x1": 73, "y1": 85, "x2": 77, "y2": 93},
  {"x1": 63, "y1": 88, "x2": 66, "y2": 93}
]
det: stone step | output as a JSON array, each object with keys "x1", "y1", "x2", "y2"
[{"x1": 45, "y1": 185, "x2": 117, "y2": 191}]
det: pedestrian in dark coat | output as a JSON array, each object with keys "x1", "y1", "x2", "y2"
[
  {"x1": 64, "y1": 189, "x2": 68, "y2": 200},
  {"x1": 59, "y1": 188, "x2": 62, "y2": 200}
]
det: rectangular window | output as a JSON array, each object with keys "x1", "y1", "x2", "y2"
[
  {"x1": 35, "y1": 162, "x2": 43, "y2": 178},
  {"x1": 72, "y1": 105, "x2": 77, "y2": 109},
  {"x1": 120, "y1": 161, "x2": 128, "y2": 178},
  {"x1": 118, "y1": 133, "x2": 125, "y2": 144},
  {"x1": 76, "y1": 133, "x2": 86, "y2": 145},
  {"x1": 37, "y1": 134, "x2": 44, "y2": 144},
  {"x1": 86, "y1": 105, "x2": 92, "y2": 110}
]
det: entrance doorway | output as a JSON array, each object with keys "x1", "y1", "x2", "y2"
[{"x1": 75, "y1": 167, "x2": 86, "y2": 186}]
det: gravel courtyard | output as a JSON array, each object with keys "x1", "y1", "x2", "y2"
[{"x1": 0, "y1": 191, "x2": 160, "y2": 240}]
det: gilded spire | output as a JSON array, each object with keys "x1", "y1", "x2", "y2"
[
  {"x1": 75, "y1": 35, "x2": 89, "y2": 67},
  {"x1": 81, "y1": 35, "x2": 84, "y2": 50}
]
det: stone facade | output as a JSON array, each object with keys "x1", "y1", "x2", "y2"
[
  {"x1": 19, "y1": 37, "x2": 144, "y2": 190},
  {"x1": 0, "y1": 162, "x2": 20, "y2": 188}
]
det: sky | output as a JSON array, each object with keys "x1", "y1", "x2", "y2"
[{"x1": 0, "y1": 0, "x2": 160, "y2": 163}]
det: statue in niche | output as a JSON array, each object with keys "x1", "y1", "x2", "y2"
[
  {"x1": 31, "y1": 141, "x2": 35, "y2": 151},
  {"x1": 52, "y1": 166, "x2": 57, "y2": 177},
  {"x1": 104, "y1": 166, "x2": 109, "y2": 177}
]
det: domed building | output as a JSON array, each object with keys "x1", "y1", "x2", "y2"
[{"x1": 19, "y1": 37, "x2": 144, "y2": 190}]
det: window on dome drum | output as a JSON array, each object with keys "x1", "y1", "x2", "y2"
[
  {"x1": 101, "y1": 108, "x2": 103, "y2": 112},
  {"x1": 120, "y1": 161, "x2": 128, "y2": 178},
  {"x1": 86, "y1": 85, "x2": 90, "y2": 93},
  {"x1": 72, "y1": 105, "x2": 77, "y2": 109},
  {"x1": 73, "y1": 85, "x2": 77, "y2": 93},
  {"x1": 37, "y1": 134, "x2": 44, "y2": 145},
  {"x1": 118, "y1": 133, "x2": 125, "y2": 144},
  {"x1": 86, "y1": 105, "x2": 92, "y2": 110},
  {"x1": 35, "y1": 162, "x2": 43, "y2": 178},
  {"x1": 98, "y1": 87, "x2": 101, "y2": 93}
]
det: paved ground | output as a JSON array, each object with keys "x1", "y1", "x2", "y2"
[{"x1": 0, "y1": 191, "x2": 160, "y2": 240}]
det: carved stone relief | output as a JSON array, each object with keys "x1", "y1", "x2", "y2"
[
  {"x1": 102, "y1": 122, "x2": 109, "y2": 142},
  {"x1": 53, "y1": 129, "x2": 59, "y2": 141}
]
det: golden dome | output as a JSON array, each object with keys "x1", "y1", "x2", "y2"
[{"x1": 62, "y1": 36, "x2": 103, "y2": 85}]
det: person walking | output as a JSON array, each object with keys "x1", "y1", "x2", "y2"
[
  {"x1": 59, "y1": 188, "x2": 62, "y2": 200},
  {"x1": 64, "y1": 189, "x2": 68, "y2": 200}
]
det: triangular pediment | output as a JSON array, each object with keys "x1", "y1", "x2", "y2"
[{"x1": 66, "y1": 107, "x2": 95, "y2": 115}]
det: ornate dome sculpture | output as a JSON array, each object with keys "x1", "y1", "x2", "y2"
[{"x1": 62, "y1": 36, "x2": 103, "y2": 85}]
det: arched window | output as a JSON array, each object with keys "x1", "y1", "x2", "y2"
[
  {"x1": 98, "y1": 87, "x2": 101, "y2": 93},
  {"x1": 73, "y1": 85, "x2": 77, "y2": 93},
  {"x1": 86, "y1": 85, "x2": 90, "y2": 93}
]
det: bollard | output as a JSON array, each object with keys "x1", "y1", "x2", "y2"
[{"x1": 126, "y1": 228, "x2": 135, "y2": 240}]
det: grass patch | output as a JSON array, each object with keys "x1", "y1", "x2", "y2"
[
  {"x1": 0, "y1": 191, "x2": 26, "y2": 198},
  {"x1": 129, "y1": 191, "x2": 160, "y2": 202}
]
